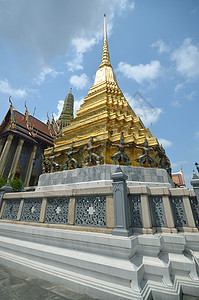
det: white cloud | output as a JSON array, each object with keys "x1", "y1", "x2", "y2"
[
  {"x1": 117, "y1": 60, "x2": 161, "y2": 84},
  {"x1": 74, "y1": 98, "x2": 84, "y2": 116},
  {"x1": 69, "y1": 73, "x2": 89, "y2": 90},
  {"x1": 53, "y1": 100, "x2": 64, "y2": 121},
  {"x1": 174, "y1": 82, "x2": 184, "y2": 93},
  {"x1": 0, "y1": 0, "x2": 135, "y2": 76},
  {"x1": 171, "y1": 38, "x2": 199, "y2": 80},
  {"x1": 0, "y1": 78, "x2": 27, "y2": 98},
  {"x1": 67, "y1": 38, "x2": 96, "y2": 72},
  {"x1": 151, "y1": 39, "x2": 170, "y2": 54},
  {"x1": 72, "y1": 38, "x2": 96, "y2": 54},
  {"x1": 158, "y1": 138, "x2": 172, "y2": 148},
  {"x1": 125, "y1": 93, "x2": 163, "y2": 127},
  {"x1": 35, "y1": 67, "x2": 61, "y2": 85}
]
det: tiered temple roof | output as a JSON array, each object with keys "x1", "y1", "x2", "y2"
[{"x1": 0, "y1": 100, "x2": 54, "y2": 146}]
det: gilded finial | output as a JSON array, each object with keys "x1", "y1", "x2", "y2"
[
  {"x1": 151, "y1": 123, "x2": 154, "y2": 137},
  {"x1": 9, "y1": 96, "x2": 16, "y2": 129},
  {"x1": 9, "y1": 96, "x2": 12, "y2": 105},
  {"x1": 99, "y1": 14, "x2": 111, "y2": 68},
  {"x1": 33, "y1": 107, "x2": 36, "y2": 116},
  {"x1": 104, "y1": 14, "x2": 107, "y2": 41}
]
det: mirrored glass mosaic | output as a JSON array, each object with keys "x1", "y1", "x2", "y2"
[
  {"x1": 2, "y1": 199, "x2": 21, "y2": 220},
  {"x1": 20, "y1": 198, "x2": 42, "y2": 222},
  {"x1": 170, "y1": 196, "x2": 188, "y2": 227},
  {"x1": 75, "y1": 196, "x2": 106, "y2": 227},
  {"x1": 190, "y1": 197, "x2": 199, "y2": 228},
  {"x1": 129, "y1": 195, "x2": 142, "y2": 228},
  {"x1": 45, "y1": 197, "x2": 69, "y2": 224},
  {"x1": 150, "y1": 196, "x2": 167, "y2": 227}
]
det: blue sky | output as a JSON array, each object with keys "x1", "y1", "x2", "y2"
[{"x1": 0, "y1": 0, "x2": 199, "y2": 187}]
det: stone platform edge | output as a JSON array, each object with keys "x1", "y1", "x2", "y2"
[{"x1": 0, "y1": 222, "x2": 199, "y2": 300}]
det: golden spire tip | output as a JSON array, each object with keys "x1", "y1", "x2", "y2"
[{"x1": 104, "y1": 13, "x2": 107, "y2": 41}]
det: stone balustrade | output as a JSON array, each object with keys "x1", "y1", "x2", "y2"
[{"x1": 0, "y1": 177, "x2": 198, "y2": 235}]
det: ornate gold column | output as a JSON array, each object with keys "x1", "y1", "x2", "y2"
[
  {"x1": 0, "y1": 135, "x2": 14, "y2": 175},
  {"x1": 24, "y1": 145, "x2": 37, "y2": 187},
  {"x1": 0, "y1": 139, "x2": 5, "y2": 155},
  {"x1": 8, "y1": 139, "x2": 24, "y2": 180}
]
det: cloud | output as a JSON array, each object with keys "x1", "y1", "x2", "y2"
[
  {"x1": 0, "y1": 0, "x2": 135, "y2": 76},
  {"x1": 171, "y1": 38, "x2": 199, "y2": 80},
  {"x1": 0, "y1": 78, "x2": 27, "y2": 98},
  {"x1": 74, "y1": 98, "x2": 84, "y2": 116},
  {"x1": 69, "y1": 73, "x2": 89, "y2": 90},
  {"x1": 34, "y1": 67, "x2": 62, "y2": 85},
  {"x1": 125, "y1": 93, "x2": 163, "y2": 127},
  {"x1": 117, "y1": 60, "x2": 161, "y2": 84},
  {"x1": 67, "y1": 38, "x2": 96, "y2": 72},
  {"x1": 151, "y1": 39, "x2": 170, "y2": 54},
  {"x1": 53, "y1": 100, "x2": 64, "y2": 121},
  {"x1": 158, "y1": 138, "x2": 172, "y2": 148},
  {"x1": 174, "y1": 82, "x2": 184, "y2": 93}
]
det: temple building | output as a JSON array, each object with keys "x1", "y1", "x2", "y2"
[
  {"x1": 0, "y1": 99, "x2": 54, "y2": 186},
  {"x1": 44, "y1": 15, "x2": 171, "y2": 175},
  {"x1": 172, "y1": 169, "x2": 186, "y2": 188}
]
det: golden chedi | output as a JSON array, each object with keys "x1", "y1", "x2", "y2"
[{"x1": 44, "y1": 15, "x2": 171, "y2": 175}]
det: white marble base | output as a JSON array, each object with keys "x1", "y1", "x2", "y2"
[{"x1": 0, "y1": 222, "x2": 198, "y2": 299}]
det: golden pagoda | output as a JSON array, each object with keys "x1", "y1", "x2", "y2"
[{"x1": 44, "y1": 15, "x2": 171, "y2": 174}]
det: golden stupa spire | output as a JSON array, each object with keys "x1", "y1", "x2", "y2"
[
  {"x1": 99, "y1": 14, "x2": 111, "y2": 68},
  {"x1": 94, "y1": 14, "x2": 117, "y2": 85}
]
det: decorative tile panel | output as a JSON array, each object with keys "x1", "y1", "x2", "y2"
[
  {"x1": 170, "y1": 196, "x2": 188, "y2": 227},
  {"x1": 75, "y1": 196, "x2": 106, "y2": 227},
  {"x1": 150, "y1": 196, "x2": 167, "y2": 227},
  {"x1": 20, "y1": 198, "x2": 42, "y2": 222},
  {"x1": 45, "y1": 197, "x2": 69, "y2": 224},
  {"x1": 129, "y1": 195, "x2": 142, "y2": 228},
  {"x1": 190, "y1": 197, "x2": 199, "y2": 228},
  {"x1": 2, "y1": 199, "x2": 21, "y2": 220}
]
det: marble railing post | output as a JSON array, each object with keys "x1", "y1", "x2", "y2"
[
  {"x1": 0, "y1": 182, "x2": 13, "y2": 212},
  {"x1": 190, "y1": 172, "x2": 199, "y2": 202},
  {"x1": 111, "y1": 166, "x2": 132, "y2": 237},
  {"x1": 0, "y1": 135, "x2": 14, "y2": 175},
  {"x1": 24, "y1": 145, "x2": 37, "y2": 187},
  {"x1": 8, "y1": 139, "x2": 24, "y2": 180}
]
